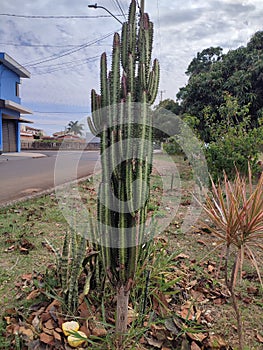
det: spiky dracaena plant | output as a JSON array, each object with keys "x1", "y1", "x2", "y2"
[
  {"x1": 199, "y1": 167, "x2": 263, "y2": 350},
  {"x1": 88, "y1": 0, "x2": 160, "y2": 336}
]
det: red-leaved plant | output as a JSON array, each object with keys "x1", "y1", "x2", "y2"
[{"x1": 199, "y1": 166, "x2": 263, "y2": 350}]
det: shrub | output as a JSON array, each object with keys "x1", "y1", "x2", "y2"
[
  {"x1": 162, "y1": 137, "x2": 182, "y2": 155},
  {"x1": 205, "y1": 123, "x2": 261, "y2": 181},
  {"x1": 203, "y1": 94, "x2": 263, "y2": 181}
]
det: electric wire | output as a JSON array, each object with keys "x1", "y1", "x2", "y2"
[
  {"x1": 32, "y1": 54, "x2": 100, "y2": 70},
  {"x1": 113, "y1": 0, "x2": 126, "y2": 21},
  {"x1": 22, "y1": 30, "x2": 118, "y2": 67},
  {"x1": 0, "y1": 42, "x2": 107, "y2": 48},
  {"x1": 32, "y1": 55, "x2": 101, "y2": 75},
  {"x1": 34, "y1": 111, "x2": 89, "y2": 114},
  {"x1": 0, "y1": 13, "x2": 124, "y2": 19}
]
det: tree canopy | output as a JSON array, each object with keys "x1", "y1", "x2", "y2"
[
  {"x1": 177, "y1": 31, "x2": 263, "y2": 142},
  {"x1": 67, "y1": 120, "x2": 84, "y2": 136}
]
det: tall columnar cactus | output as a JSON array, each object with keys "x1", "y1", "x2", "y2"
[{"x1": 88, "y1": 0, "x2": 159, "y2": 335}]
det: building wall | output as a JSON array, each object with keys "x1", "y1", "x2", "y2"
[
  {"x1": 0, "y1": 64, "x2": 20, "y2": 103},
  {"x1": 0, "y1": 112, "x2": 2, "y2": 153},
  {"x1": 16, "y1": 121, "x2": 20, "y2": 152}
]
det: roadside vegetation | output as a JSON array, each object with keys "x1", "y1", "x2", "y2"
[{"x1": 0, "y1": 155, "x2": 262, "y2": 349}]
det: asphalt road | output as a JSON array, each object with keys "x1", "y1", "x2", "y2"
[{"x1": 0, "y1": 150, "x2": 100, "y2": 206}]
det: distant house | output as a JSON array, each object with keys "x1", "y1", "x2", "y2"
[
  {"x1": 53, "y1": 131, "x2": 84, "y2": 141},
  {"x1": 0, "y1": 53, "x2": 32, "y2": 153},
  {"x1": 52, "y1": 131, "x2": 65, "y2": 138},
  {"x1": 20, "y1": 125, "x2": 44, "y2": 141}
]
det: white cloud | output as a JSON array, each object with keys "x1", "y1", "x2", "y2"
[{"x1": 0, "y1": 0, "x2": 262, "y2": 134}]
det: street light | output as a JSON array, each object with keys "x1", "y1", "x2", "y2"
[{"x1": 88, "y1": 3, "x2": 123, "y2": 25}]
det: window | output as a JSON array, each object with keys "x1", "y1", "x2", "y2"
[{"x1": 16, "y1": 82, "x2": 20, "y2": 97}]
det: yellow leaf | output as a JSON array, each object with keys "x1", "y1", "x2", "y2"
[
  {"x1": 62, "y1": 321, "x2": 79, "y2": 336},
  {"x1": 68, "y1": 331, "x2": 88, "y2": 347}
]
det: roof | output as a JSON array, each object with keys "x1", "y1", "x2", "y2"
[
  {"x1": 2, "y1": 115, "x2": 33, "y2": 123},
  {"x1": 20, "y1": 131, "x2": 34, "y2": 137},
  {"x1": 0, "y1": 99, "x2": 32, "y2": 114},
  {"x1": 25, "y1": 125, "x2": 43, "y2": 132},
  {"x1": 0, "y1": 52, "x2": 30, "y2": 78}
]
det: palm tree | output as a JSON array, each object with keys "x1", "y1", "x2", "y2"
[{"x1": 67, "y1": 120, "x2": 84, "y2": 136}]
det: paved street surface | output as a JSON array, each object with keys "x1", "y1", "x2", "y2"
[{"x1": 0, "y1": 150, "x2": 100, "y2": 206}]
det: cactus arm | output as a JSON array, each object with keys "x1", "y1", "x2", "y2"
[
  {"x1": 119, "y1": 99, "x2": 125, "y2": 159},
  {"x1": 121, "y1": 22, "x2": 128, "y2": 71},
  {"x1": 60, "y1": 229, "x2": 70, "y2": 295},
  {"x1": 128, "y1": 0, "x2": 137, "y2": 57},
  {"x1": 87, "y1": 116, "x2": 98, "y2": 136},
  {"x1": 100, "y1": 53, "x2": 108, "y2": 109},
  {"x1": 121, "y1": 73, "x2": 127, "y2": 99},
  {"x1": 110, "y1": 33, "x2": 121, "y2": 106},
  {"x1": 148, "y1": 59, "x2": 160, "y2": 105},
  {"x1": 127, "y1": 54, "x2": 135, "y2": 98}
]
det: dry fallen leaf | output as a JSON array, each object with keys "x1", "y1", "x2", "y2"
[
  {"x1": 145, "y1": 336, "x2": 163, "y2": 348},
  {"x1": 187, "y1": 332, "x2": 207, "y2": 342},
  {"x1": 180, "y1": 301, "x2": 194, "y2": 321},
  {"x1": 53, "y1": 330, "x2": 62, "y2": 342},
  {"x1": 191, "y1": 341, "x2": 202, "y2": 350},
  {"x1": 44, "y1": 319, "x2": 55, "y2": 330},
  {"x1": 127, "y1": 307, "x2": 138, "y2": 325},
  {"x1": 91, "y1": 325, "x2": 107, "y2": 337},
  {"x1": 26, "y1": 289, "x2": 41, "y2": 300},
  {"x1": 175, "y1": 253, "x2": 190, "y2": 260},
  {"x1": 39, "y1": 332, "x2": 54, "y2": 345},
  {"x1": 256, "y1": 332, "x2": 263, "y2": 343},
  {"x1": 31, "y1": 315, "x2": 42, "y2": 332},
  {"x1": 247, "y1": 286, "x2": 259, "y2": 295},
  {"x1": 204, "y1": 334, "x2": 227, "y2": 349},
  {"x1": 18, "y1": 326, "x2": 34, "y2": 341}
]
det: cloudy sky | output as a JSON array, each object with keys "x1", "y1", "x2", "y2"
[{"x1": 0, "y1": 0, "x2": 262, "y2": 135}]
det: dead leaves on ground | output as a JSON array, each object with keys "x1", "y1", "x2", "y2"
[
  {"x1": 2, "y1": 245, "x2": 262, "y2": 349},
  {"x1": 4, "y1": 298, "x2": 107, "y2": 349},
  {"x1": 4, "y1": 238, "x2": 35, "y2": 254}
]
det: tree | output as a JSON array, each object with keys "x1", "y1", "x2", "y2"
[
  {"x1": 153, "y1": 99, "x2": 181, "y2": 141},
  {"x1": 67, "y1": 120, "x2": 84, "y2": 136},
  {"x1": 177, "y1": 31, "x2": 263, "y2": 142},
  {"x1": 186, "y1": 46, "x2": 223, "y2": 77}
]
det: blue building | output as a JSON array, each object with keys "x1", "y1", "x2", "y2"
[{"x1": 0, "y1": 53, "x2": 32, "y2": 153}]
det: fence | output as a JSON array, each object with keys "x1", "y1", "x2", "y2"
[{"x1": 21, "y1": 141, "x2": 100, "y2": 151}]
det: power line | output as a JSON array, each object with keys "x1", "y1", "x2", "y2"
[
  {"x1": 0, "y1": 42, "x2": 92, "y2": 48},
  {"x1": 32, "y1": 55, "x2": 101, "y2": 75},
  {"x1": 34, "y1": 111, "x2": 89, "y2": 114},
  {"x1": 113, "y1": 0, "x2": 127, "y2": 21},
  {"x1": 0, "y1": 13, "x2": 125, "y2": 19},
  {"x1": 23, "y1": 30, "x2": 117, "y2": 67},
  {"x1": 33, "y1": 55, "x2": 100, "y2": 70}
]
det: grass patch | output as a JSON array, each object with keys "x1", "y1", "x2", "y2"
[{"x1": 0, "y1": 154, "x2": 262, "y2": 349}]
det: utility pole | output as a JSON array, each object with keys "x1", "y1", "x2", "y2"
[
  {"x1": 140, "y1": 0, "x2": 145, "y2": 15},
  {"x1": 160, "y1": 90, "x2": 166, "y2": 102}
]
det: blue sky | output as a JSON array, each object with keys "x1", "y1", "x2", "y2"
[{"x1": 0, "y1": 0, "x2": 262, "y2": 135}]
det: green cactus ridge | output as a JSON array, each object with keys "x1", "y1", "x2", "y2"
[{"x1": 90, "y1": 0, "x2": 160, "y2": 289}]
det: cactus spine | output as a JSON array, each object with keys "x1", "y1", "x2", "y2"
[{"x1": 89, "y1": 0, "x2": 160, "y2": 335}]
